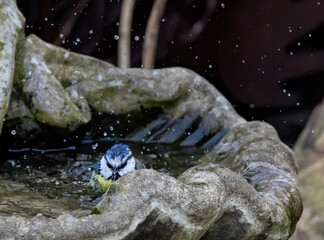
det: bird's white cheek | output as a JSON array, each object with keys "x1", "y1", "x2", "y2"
[
  {"x1": 100, "y1": 157, "x2": 113, "y2": 179},
  {"x1": 118, "y1": 158, "x2": 136, "y2": 176}
]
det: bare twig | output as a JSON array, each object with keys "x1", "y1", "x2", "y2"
[
  {"x1": 118, "y1": 0, "x2": 136, "y2": 68},
  {"x1": 142, "y1": 0, "x2": 168, "y2": 69}
]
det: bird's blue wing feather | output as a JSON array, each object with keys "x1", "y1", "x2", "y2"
[{"x1": 90, "y1": 161, "x2": 100, "y2": 171}]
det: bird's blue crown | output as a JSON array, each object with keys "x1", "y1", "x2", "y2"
[{"x1": 105, "y1": 143, "x2": 131, "y2": 161}]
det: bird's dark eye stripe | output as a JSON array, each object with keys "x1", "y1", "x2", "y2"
[
  {"x1": 107, "y1": 161, "x2": 113, "y2": 169},
  {"x1": 124, "y1": 155, "x2": 132, "y2": 162}
]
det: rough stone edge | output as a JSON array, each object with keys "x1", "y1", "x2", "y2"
[
  {"x1": 203, "y1": 121, "x2": 302, "y2": 238},
  {"x1": 294, "y1": 98, "x2": 324, "y2": 170},
  {"x1": 0, "y1": 0, "x2": 25, "y2": 134},
  {"x1": 12, "y1": 34, "x2": 245, "y2": 133}
]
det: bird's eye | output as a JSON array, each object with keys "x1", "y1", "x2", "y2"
[{"x1": 106, "y1": 161, "x2": 114, "y2": 169}]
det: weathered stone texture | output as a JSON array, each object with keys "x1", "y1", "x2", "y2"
[{"x1": 0, "y1": 0, "x2": 24, "y2": 134}]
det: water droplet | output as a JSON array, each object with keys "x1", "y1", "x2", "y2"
[
  {"x1": 11, "y1": 130, "x2": 16, "y2": 135},
  {"x1": 92, "y1": 143, "x2": 98, "y2": 150},
  {"x1": 134, "y1": 36, "x2": 140, "y2": 41},
  {"x1": 55, "y1": 180, "x2": 60, "y2": 185},
  {"x1": 89, "y1": 29, "x2": 94, "y2": 34},
  {"x1": 114, "y1": 35, "x2": 120, "y2": 40},
  {"x1": 221, "y1": 3, "x2": 225, "y2": 8},
  {"x1": 312, "y1": 130, "x2": 315, "y2": 133},
  {"x1": 110, "y1": 126, "x2": 114, "y2": 131}
]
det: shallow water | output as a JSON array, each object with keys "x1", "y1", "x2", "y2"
[{"x1": 0, "y1": 141, "x2": 205, "y2": 219}]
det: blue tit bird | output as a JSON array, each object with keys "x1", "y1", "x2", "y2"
[{"x1": 88, "y1": 143, "x2": 145, "y2": 192}]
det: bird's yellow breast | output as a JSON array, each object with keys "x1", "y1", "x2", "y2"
[{"x1": 94, "y1": 174, "x2": 115, "y2": 192}]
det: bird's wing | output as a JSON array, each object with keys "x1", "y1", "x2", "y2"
[
  {"x1": 90, "y1": 161, "x2": 100, "y2": 172},
  {"x1": 135, "y1": 158, "x2": 146, "y2": 170}
]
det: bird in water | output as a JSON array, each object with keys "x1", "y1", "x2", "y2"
[{"x1": 88, "y1": 143, "x2": 145, "y2": 192}]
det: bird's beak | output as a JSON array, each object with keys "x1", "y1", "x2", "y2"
[{"x1": 111, "y1": 172, "x2": 120, "y2": 181}]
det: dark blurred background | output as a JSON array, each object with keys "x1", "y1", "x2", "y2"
[{"x1": 17, "y1": 0, "x2": 324, "y2": 147}]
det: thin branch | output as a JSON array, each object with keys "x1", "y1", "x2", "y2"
[
  {"x1": 142, "y1": 0, "x2": 168, "y2": 69},
  {"x1": 118, "y1": 0, "x2": 136, "y2": 68}
]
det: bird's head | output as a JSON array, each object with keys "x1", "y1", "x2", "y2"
[{"x1": 94, "y1": 143, "x2": 137, "y2": 181}]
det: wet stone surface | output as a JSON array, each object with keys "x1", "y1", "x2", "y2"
[{"x1": 292, "y1": 98, "x2": 324, "y2": 240}]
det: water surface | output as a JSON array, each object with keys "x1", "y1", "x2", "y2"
[{"x1": 0, "y1": 141, "x2": 205, "y2": 218}]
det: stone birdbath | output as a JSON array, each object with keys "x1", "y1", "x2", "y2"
[{"x1": 0, "y1": 1, "x2": 302, "y2": 239}]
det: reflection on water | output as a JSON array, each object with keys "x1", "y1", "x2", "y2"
[{"x1": 0, "y1": 141, "x2": 205, "y2": 219}]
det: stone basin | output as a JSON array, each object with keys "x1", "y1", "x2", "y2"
[{"x1": 0, "y1": 1, "x2": 302, "y2": 239}]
